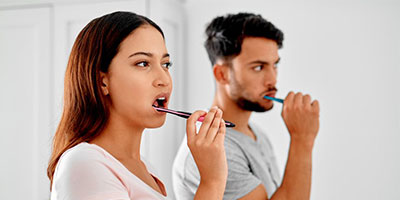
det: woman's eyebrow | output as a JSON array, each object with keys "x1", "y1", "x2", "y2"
[
  {"x1": 128, "y1": 52, "x2": 170, "y2": 58},
  {"x1": 163, "y1": 53, "x2": 170, "y2": 58},
  {"x1": 128, "y1": 52, "x2": 153, "y2": 58}
]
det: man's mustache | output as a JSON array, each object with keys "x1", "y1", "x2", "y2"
[{"x1": 264, "y1": 86, "x2": 278, "y2": 94}]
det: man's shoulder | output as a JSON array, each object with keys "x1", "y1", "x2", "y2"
[
  {"x1": 173, "y1": 137, "x2": 197, "y2": 172},
  {"x1": 172, "y1": 136, "x2": 200, "y2": 198},
  {"x1": 224, "y1": 128, "x2": 246, "y2": 145}
]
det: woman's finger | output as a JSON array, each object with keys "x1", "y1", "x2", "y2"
[
  {"x1": 197, "y1": 107, "x2": 218, "y2": 140},
  {"x1": 205, "y1": 109, "x2": 222, "y2": 143},
  {"x1": 186, "y1": 110, "x2": 206, "y2": 142},
  {"x1": 214, "y1": 119, "x2": 226, "y2": 144}
]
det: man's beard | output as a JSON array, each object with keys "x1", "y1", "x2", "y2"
[
  {"x1": 229, "y1": 70, "x2": 276, "y2": 112},
  {"x1": 235, "y1": 96, "x2": 270, "y2": 112}
]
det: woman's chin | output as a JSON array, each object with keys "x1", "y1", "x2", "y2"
[{"x1": 146, "y1": 118, "x2": 166, "y2": 129}]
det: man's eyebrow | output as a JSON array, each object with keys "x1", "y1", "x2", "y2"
[
  {"x1": 275, "y1": 57, "x2": 281, "y2": 64},
  {"x1": 247, "y1": 57, "x2": 281, "y2": 65},
  {"x1": 248, "y1": 60, "x2": 269, "y2": 65}
]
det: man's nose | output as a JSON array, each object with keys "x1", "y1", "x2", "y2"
[{"x1": 264, "y1": 66, "x2": 277, "y2": 87}]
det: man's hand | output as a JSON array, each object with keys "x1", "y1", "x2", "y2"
[{"x1": 282, "y1": 92, "x2": 320, "y2": 145}]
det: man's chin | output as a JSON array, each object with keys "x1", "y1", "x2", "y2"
[
  {"x1": 255, "y1": 104, "x2": 274, "y2": 112},
  {"x1": 238, "y1": 101, "x2": 272, "y2": 112}
]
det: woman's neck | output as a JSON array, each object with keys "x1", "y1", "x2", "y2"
[{"x1": 90, "y1": 112, "x2": 144, "y2": 161}]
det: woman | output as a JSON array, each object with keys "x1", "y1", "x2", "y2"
[{"x1": 48, "y1": 11, "x2": 227, "y2": 199}]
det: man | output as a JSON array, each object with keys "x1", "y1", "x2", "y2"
[{"x1": 173, "y1": 13, "x2": 320, "y2": 200}]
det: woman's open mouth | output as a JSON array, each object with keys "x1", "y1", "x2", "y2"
[{"x1": 152, "y1": 93, "x2": 169, "y2": 110}]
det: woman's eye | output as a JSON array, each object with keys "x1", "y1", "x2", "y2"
[
  {"x1": 136, "y1": 61, "x2": 149, "y2": 67},
  {"x1": 162, "y1": 62, "x2": 172, "y2": 69},
  {"x1": 254, "y1": 65, "x2": 263, "y2": 71}
]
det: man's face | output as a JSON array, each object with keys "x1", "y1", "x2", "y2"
[{"x1": 227, "y1": 37, "x2": 280, "y2": 112}]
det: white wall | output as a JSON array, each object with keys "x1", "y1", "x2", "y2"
[
  {"x1": 183, "y1": 0, "x2": 400, "y2": 199},
  {"x1": 0, "y1": 7, "x2": 52, "y2": 199},
  {"x1": 1, "y1": 0, "x2": 399, "y2": 199}
]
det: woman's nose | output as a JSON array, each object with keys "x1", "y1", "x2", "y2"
[{"x1": 153, "y1": 66, "x2": 171, "y2": 87}]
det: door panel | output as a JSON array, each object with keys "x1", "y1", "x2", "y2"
[{"x1": 0, "y1": 7, "x2": 51, "y2": 200}]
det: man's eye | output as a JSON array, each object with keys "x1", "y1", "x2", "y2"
[
  {"x1": 162, "y1": 62, "x2": 173, "y2": 69},
  {"x1": 254, "y1": 65, "x2": 263, "y2": 71},
  {"x1": 136, "y1": 61, "x2": 149, "y2": 67}
]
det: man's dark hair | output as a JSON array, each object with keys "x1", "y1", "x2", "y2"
[{"x1": 204, "y1": 12, "x2": 284, "y2": 65}]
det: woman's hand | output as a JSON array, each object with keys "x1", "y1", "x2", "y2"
[{"x1": 186, "y1": 106, "x2": 227, "y2": 199}]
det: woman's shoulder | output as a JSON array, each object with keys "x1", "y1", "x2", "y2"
[
  {"x1": 52, "y1": 143, "x2": 131, "y2": 199},
  {"x1": 53, "y1": 142, "x2": 124, "y2": 187},
  {"x1": 54, "y1": 142, "x2": 115, "y2": 179},
  {"x1": 59, "y1": 142, "x2": 106, "y2": 165}
]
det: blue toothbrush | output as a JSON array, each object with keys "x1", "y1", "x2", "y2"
[{"x1": 264, "y1": 95, "x2": 284, "y2": 103}]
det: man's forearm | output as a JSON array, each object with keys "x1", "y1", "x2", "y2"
[
  {"x1": 271, "y1": 139, "x2": 314, "y2": 200},
  {"x1": 194, "y1": 180, "x2": 226, "y2": 200}
]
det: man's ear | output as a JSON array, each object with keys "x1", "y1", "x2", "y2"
[
  {"x1": 213, "y1": 63, "x2": 230, "y2": 85},
  {"x1": 100, "y1": 72, "x2": 109, "y2": 96}
]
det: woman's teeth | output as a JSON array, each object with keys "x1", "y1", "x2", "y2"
[{"x1": 154, "y1": 97, "x2": 166, "y2": 108}]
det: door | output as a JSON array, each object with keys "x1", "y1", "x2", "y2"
[{"x1": 0, "y1": 7, "x2": 52, "y2": 200}]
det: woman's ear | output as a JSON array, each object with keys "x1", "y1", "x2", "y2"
[
  {"x1": 213, "y1": 63, "x2": 230, "y2": 85},
  {"x1": 100, "y1": 72, "x2": 109, "y2": 96}
]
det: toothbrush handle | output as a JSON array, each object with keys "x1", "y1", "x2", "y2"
[
  {"x1": 197, "y1": 116, "x2": 235, "y2": 128},
  {"x1": 264, "y1": 95, "x2": 284, "y2": 103}
]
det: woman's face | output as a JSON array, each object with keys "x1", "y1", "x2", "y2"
[{"x1": 103, "y1": 25, "x2": 172, "y2": 129}]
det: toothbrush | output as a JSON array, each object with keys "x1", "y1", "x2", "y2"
[
  {"x1": 264, "y1": 95, "x2": 284, "y2": 103},
  {"x1": 153, "y1": 106, "x2": 235, "y2": 128}
]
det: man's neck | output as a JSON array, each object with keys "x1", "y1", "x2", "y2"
[{"x1": 212, "y1": 92, "x2": 256, "y2": 140}]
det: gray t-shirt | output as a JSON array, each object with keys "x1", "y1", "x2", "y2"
[{"x1": 172, "y1": 123, "x2": 281, "y2": 199}]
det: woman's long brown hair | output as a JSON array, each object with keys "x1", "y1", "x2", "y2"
[{"x1": 47, "y1": 11, "x2": 164, "y2": 188}]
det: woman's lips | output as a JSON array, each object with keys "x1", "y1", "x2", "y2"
[
  {"x1": 154, "y1": 108, "x2": 166, "y2": 115},
  {"x1": 152, "y1": 93, "x2": 170, "y2": 109}
]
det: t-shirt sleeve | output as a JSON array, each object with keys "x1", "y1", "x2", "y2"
[
  {"x1": 173, "y1": 137, "x2": 198, "y2": 200},
  {"x1": 52, "y1": 148, "x2": 130, "y2": 200},
  {"x1": 223, "y1": 140, "x2": 262, "y2": 199}
]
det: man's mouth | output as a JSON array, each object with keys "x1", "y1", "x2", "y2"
[
  {"x1": 263, "y1": 88, "x2": 278, "y2": 99},
  {"x1": 263, "y1": 92, "x2": 277, "y2": 98}
]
